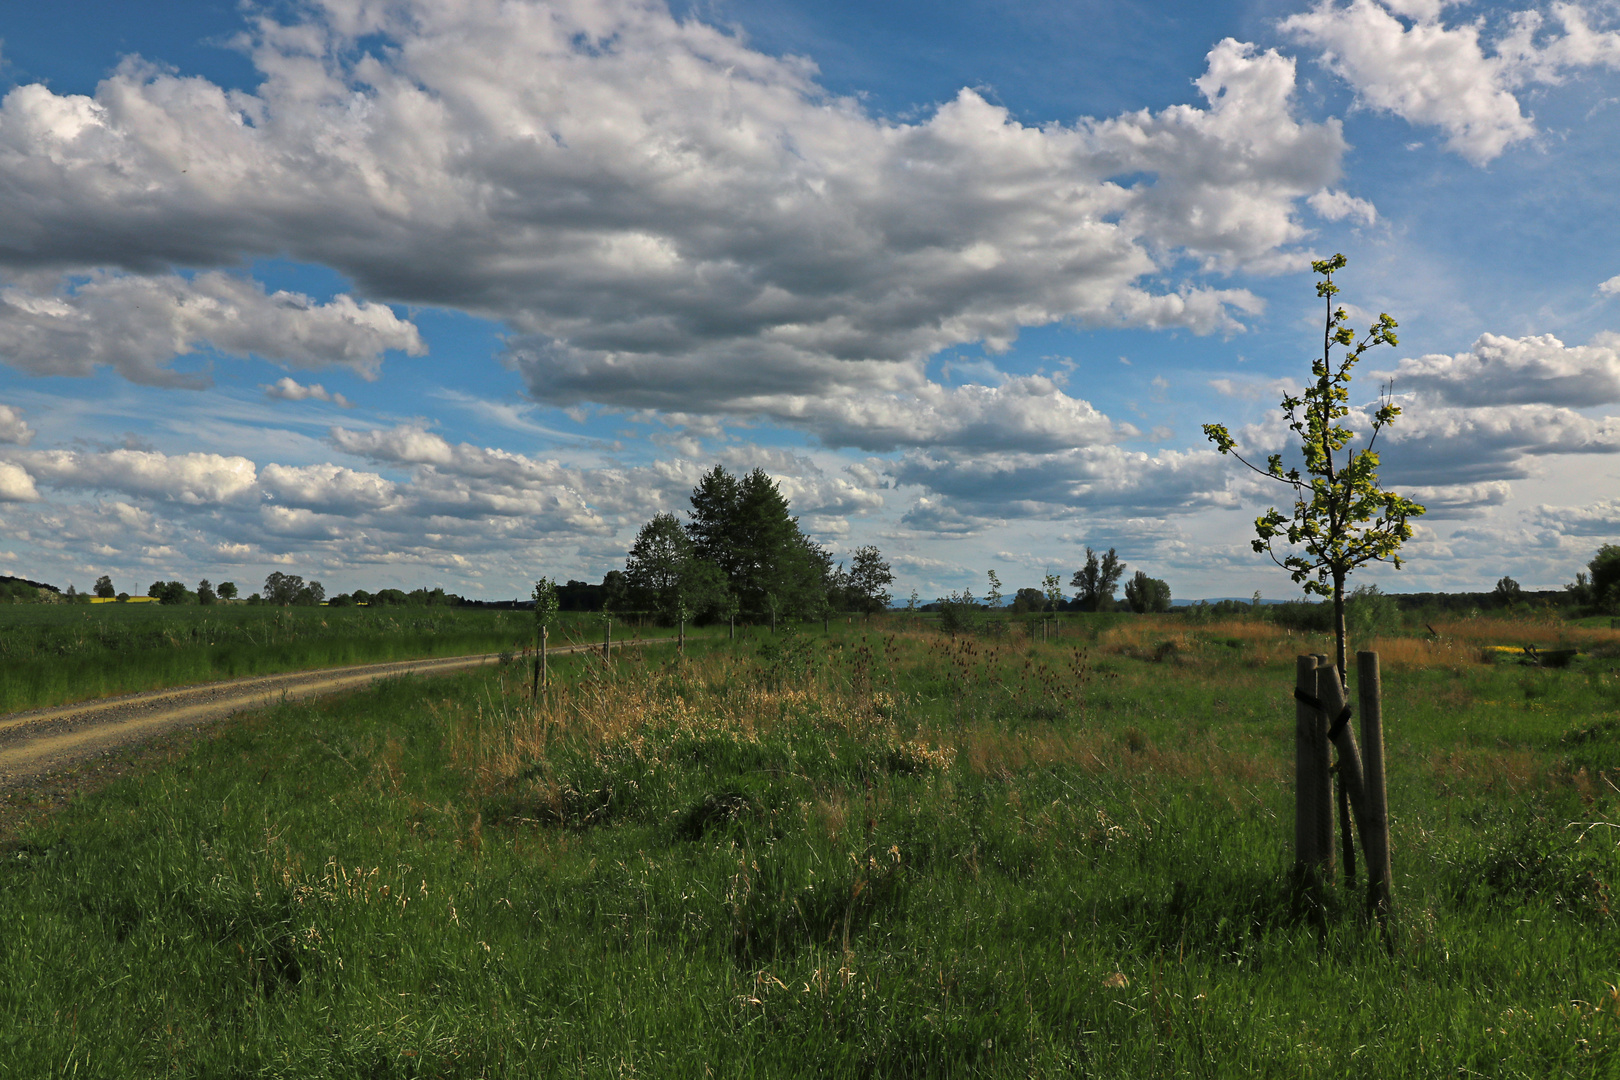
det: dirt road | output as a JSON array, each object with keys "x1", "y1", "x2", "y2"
[{"x1": 0, "y1": 639, "x2": 664, "y2": 790}]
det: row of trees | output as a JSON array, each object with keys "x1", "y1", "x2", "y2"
[{"x1": 618, "y1": 466, "x2": 894, "y2": 625}]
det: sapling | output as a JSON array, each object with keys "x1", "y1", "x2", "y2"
[{"x1": 1204, "y1": 254, "x2": 1425, "y2": 680}]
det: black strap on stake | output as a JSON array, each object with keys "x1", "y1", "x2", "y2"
[{"x1": 1293, "y1": 687, "x2": 1353, "y2": 740}]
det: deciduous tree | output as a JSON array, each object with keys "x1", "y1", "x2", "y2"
[
  {"x1": 1070, "y1": 547, "x2": 1124, "y2": 612},
  {"x1": 1204, "y1": 253, "x2": 1424, "y2": 679}
]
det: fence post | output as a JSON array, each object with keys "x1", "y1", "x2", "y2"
[
  {"x1": 541, "y1": 625, "x2": 549, "y2": 697},
  {"x1": 603, "y1": 617, "x2": 611, "y2": 660},
  {"x1": 1309, "y1": 654, "x2": 1334, "y2": 882},
  {"x1": 1357, "y1": 651, "x2": 1392, "y2": 924}
]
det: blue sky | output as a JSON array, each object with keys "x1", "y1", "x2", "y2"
[{"x1": 1, "y1": 0, "x2": 1618, "y2": 602}]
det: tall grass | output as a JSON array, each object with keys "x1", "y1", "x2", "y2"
[{"x1": 3, "y1": 621, "x2": 1620, "y2": 1075}]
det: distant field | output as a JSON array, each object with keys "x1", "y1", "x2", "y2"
[
  {"x1": 4, "y1": 613, "x2": 1620, "y2": 1075},
  {"x1": 0, "y1": 604, "x2": 678, "y2": 714}
]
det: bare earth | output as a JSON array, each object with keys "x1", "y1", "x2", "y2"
[{"x1": 0, "y1": 639, "x2": 662, "y2": 836}]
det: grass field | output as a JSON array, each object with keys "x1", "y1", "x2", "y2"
[
  {"x1": 4, "y1": 614, "x2": 1620, "y2": 1076},
  {"x1": 0, "y1": 605, "x2": 679, "y2": 714}
]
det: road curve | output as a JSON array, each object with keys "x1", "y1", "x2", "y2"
[{"x1": 0, "y1": 638, "x2": 669, "y2": 788}]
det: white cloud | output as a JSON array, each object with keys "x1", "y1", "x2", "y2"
[
  {"x1": 1307, "y1": 187, "x2": 1378, "y2": 224},
  {"x1": 25, "y1": 448, "x2": 258, "y2": 504},
  {"x1": 265, "y1": 377, "x2": 354, "y2": 408},
  {"x1": 760, "y1": 376, "x2": 1125, "y2": 453},
  {"x1": 0, "y1": 404, "x2": 34, "y2": 445},
  {"x1": 1600, "y1": 275, "x2": 1620, "y2": 296},
  {"x1": 1381, "y1": 331, "x2": 1620, "y2": 406},
  {"x1": 1529, "y1": 498, "x2": 1620, "y2": 536},
  {"x1": 260, "y1": 463, "x2": 397, "y2": 513},
  {"x1": 0, "y1": 461, "x2": 39, "y2": 502},
  {"x1": 1283, "y1": 0, "x2": 1620, "y2": 164},
  {"x1": 0, "y1": 271, "x2": 423, "y2": 387},
  {"x1": 0, "y1": 3, "x2": 1345, "y2": 420}
]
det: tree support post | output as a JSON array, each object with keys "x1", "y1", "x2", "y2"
[{"x1": 1358, "y1": 651, "x2": 1393, "y2": 926}]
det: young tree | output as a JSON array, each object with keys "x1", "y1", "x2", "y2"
[
  {"x1": 93, "y1": 575, "x2": 115, "y2": 599},
  {"x1": 1204, "y1": 253, "x2": 1425, "y2": 679},
  {"x1": 218, "y1": 581, "x2": 238, "y2": 601},
  {"x1": 1123, "y1": 570, "x2": 1172, "y2": 613},
  {"x1": 532, "y1": 576, "x2": 560, "y2": 697},
  {"x1": 985, "y1": 570, "x2": 1003, "y2": 611},
  {"x1": 197, "y1": 579, "x2": 217, "y2": 606},
  {"x1": 1042, "y1": 572, "x2": 1064, "y2": 618},
  {"x1": 1070, "y1": 547, "x2": 1125, "y2": 612}
]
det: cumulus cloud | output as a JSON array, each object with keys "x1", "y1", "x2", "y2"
[
  {"x1": 25, "y1": 448, "x2": 258, "y2": 503},
  {"x1": 1600, "y1": 275, "x2": 1620, "y2": 296},
  {"x1": 0, "y1": 461, "x2": 39, "y2": 502},
  {"x1": 1380, "y1": 331, "x2": 1620, "y2": 406},
  {"x1": 265, "y1": 377, "x2": 354, "y2": 408},
  {"x1": 1307, "y1": 187, "x2": 1378, "y2": 224},
  {"x1": 260, "y1": 463, "x2": 397, "y2": 514},
  {"x1": 1529, "y1": 498, "x2": 1620, "y2": 536},
  {"x1": 1283, "y1": 0, "x2": 1620, "y2": 164},
  {"x1": 0, "y1": 271, "x2": 423, "y2": 387},
  {"x1": 763, "y1": 376, "x2": 1126, "y2": 454},
  {"x1": 0, "y1": 1, "x2": 1346, "y2": 416},
  {"x1": 0, "y1": 404, "x2": 33, "y2": 445}
]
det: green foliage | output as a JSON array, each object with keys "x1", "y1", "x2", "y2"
[
  {"x1": 624, "y1": 513, "x2": 729, "y2": 624},
  {"x1": 1122, "y1": 570, "x2": 1172, "y2": 613},
  {"x1": 93, "y1": 574, "x2": 115, "y2": 599},
  {"x1": 1588, "y1": 544, "x2": 1620, "y2": 612},
  {"x1": 532, "y1": 576, "x2": 560, "y2": 632},
  {"x1": 147, "y1": 580, "x2": 194, "y2": 605},
  {"x1": 847, "y1": 545, "x2": 894, "y2": 615},
  {"x1": 1204, "y1": 253, "x2": 1424, "y2": 674},
  {"x1": 1070, "y1": 546, "x2": 1124, "y2": 611},
  {"x1": 1493, "y1": 575, "x2": 1523, "y2": 606}
]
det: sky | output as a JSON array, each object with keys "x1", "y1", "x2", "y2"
[{"x1": 1, "y1": 0, "x2": 1619, "y2": 604}]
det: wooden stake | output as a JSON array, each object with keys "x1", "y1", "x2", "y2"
[
  {"x1": 1295, "y1": 655, "x2": 1323, "y2": 876},
  {"x1": 1357, "y1": 651, "x2": 1393, "y2": 924},
  {"x1": 603, "y1": 617, "x2": 611, "y2": 660},
  {"x1": 1310, "y1": 654, "x2": 1334, "y2": 881},
  {"x1": 541, "y1": 625, "x2": 549, "y2": 697}
]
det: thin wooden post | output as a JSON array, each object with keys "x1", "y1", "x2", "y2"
[
  {"x1": 1310, "y1": 654, "x2": 1334, "y2": 881},
  {"x1": 541, "y1": 625, "x2": 549, "y2": 696},
  {"x1": 603, "y1": 617, "x2": 611, "y2": 660},
  {"x1": 1358, "y1": 651, "x2": 1392, "y2": 924},
  {"x1": 1295, "y1": 656, "x2": 1323, "y2": 878},
  {"x1": 678, "y1": 617, "x2": 685, "y2": 654}
]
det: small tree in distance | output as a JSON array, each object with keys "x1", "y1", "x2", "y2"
[
  {"x1": 1204, "y1": 253, "x2": 1425, "y2": 681},
  {"x1": 94, "y1": 575, "x2": 115, "y2": 599}
]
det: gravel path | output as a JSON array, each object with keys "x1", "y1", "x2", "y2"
[{"x1": 0, "y1": 638, "x2": 666, "y2": 791}]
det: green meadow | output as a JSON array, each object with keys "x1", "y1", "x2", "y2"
[{"x1": 3, "y1": 613, "x2": 1620, "y2": 1076}]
